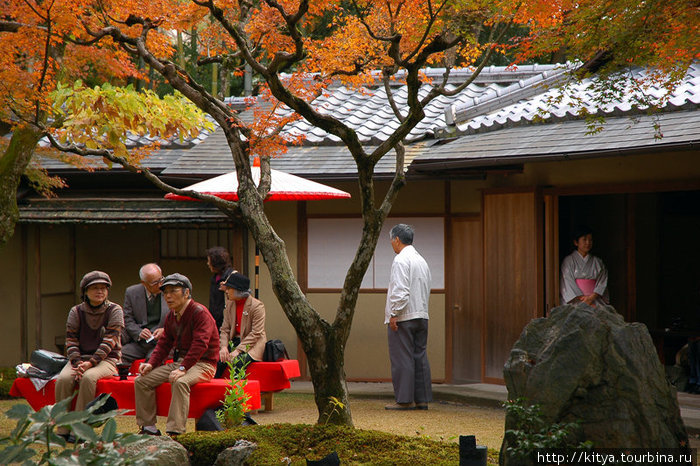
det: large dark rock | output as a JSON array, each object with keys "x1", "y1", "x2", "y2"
[{"x1": 502, "y1": 304, "x2": 688, "y2": 452}]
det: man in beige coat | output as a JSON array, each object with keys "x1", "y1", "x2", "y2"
[{"x1": 216, "y1": 272, "x2": 266, "y2": 377}]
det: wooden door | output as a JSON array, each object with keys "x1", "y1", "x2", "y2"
[
  {"x1": 482, "y1": 190, "x2": 543, "y2": 383},
  {"x1": 448, "y1": 216, "x2": 483, "y2": 383}
]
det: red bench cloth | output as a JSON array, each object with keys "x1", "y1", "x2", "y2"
[
  {"x1": 127, "y1": 359, "x2": 174, "y2": 376},
  {"x1": 10, "y1": 378, "x2": 61, "y2": 411},
  {"x1": 246, "y1": 360, "x2": 301, "y2": 392},
  {"x1": 10, "y1": 376, "x2": 261, "y2": 418}
]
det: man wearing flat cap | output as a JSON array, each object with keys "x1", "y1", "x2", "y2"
[
  {"x1": 216, "y1": 272, "x2": 266, "y2": 377},
  {"x1": 134, "y1": 273, "x2": 219, "y2": 436}
]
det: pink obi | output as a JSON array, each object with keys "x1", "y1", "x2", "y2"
[{"x1": 576, "y1": 278, "x2": 596, "y2": 296}]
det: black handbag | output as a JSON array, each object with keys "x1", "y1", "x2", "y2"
[
  {"x1": 30, "y1": 349, "x2": 68, "y2": 376},
  {"x1": 263, "y1": 339, "x2": 289, "y2": 362}
]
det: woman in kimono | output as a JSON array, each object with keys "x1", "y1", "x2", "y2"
[{"x1": 560, "y1": 226, "x2": 609, "y2": 307}]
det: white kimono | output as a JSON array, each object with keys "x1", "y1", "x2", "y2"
[{"x1": 560, "y1": 251, "x2": 609, "y2": 305}]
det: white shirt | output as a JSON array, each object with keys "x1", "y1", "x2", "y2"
[{"x1": 385, "y1": 245, "x2": 432, "y2": 324}]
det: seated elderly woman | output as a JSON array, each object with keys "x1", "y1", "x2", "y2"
[
  {"x1": 216, "y1": 272, "x2": 266, "y2": 377},
  {"x1": 55, "y1": 271, "x2": 124, "y2": 442},
  {"x1": 560, "y1": 226, "x2": 610, "y2": 308}
]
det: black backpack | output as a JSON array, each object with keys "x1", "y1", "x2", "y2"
[{"x1": 263, "y1": 339, "x2": 289, "y2": 362}]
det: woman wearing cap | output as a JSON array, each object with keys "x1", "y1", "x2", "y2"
[
  {"x1": 560, "y1": 226, "x2": 609, "y2": 307},
  {"x1": 55, "y1": 271, "x2": 124, "y2": 441},
  {"x1": 216, "y1": 272, "x2": 266, "y2": 378}
]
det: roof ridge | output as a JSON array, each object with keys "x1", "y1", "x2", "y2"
[{"x1": 445, "y1": 66, "x2": 571, "y2": 125}]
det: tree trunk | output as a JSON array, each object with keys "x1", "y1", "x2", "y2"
[
  {"x1": 0, "y1": 125, "x2": 42, "y2": 248},
  {"x1": 230, "y1": 166, "x2": 369, "y2": 425}
]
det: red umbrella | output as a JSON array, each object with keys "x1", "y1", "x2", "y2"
[{"x1": 165, "y1": 158, "x2": 351, "y2": 297}]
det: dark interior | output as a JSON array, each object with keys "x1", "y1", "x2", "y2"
[{"x1": 558, "y1": 190, "x2": 700, "y2": 335}]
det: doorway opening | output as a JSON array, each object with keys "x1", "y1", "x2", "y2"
[{"x1": 558, "y1": 190, "x2": 700, "y2": 331}]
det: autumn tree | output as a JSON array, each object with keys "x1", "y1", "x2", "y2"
[
  {"x1": 0, "y1": 1, "x2": 211, "y2": 247},
  {"x1": 4, "y1": 0, "x2": 698, "y2": 425}
]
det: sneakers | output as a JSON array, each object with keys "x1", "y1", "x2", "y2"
[
  {"x1": 385, "y1": 402, "x2": 415, "y2": 410},
  {"x1": 138, "y1": 427, "x2": 161, "y2": 436}
]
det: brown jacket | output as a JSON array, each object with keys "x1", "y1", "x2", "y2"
[{"x1": 219, "y1": 295, "x2": 266, "y2": 361}]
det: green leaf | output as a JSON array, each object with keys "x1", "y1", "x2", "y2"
[
  {"x1": 87, "y1": 410, "x2": 125, "y2": 426},
  {"x1": 0, "y1": 444, "x2": 37, "y2": 464},
  {"x1": 101, "y1": 418, "x2": 116, "y2": 442},
  {"x1": 70, "y1": 422, "x2": 98, "y2": 443},
  {"x1": 86, "y1": 393, "x2": 110, "y2": 414},
  {"x1": 29, "y1": 406, "x2": 51, "y2": 423},
  {"x1": 55, "y1": 410, "x2": 89, "y2": 426},
  {"x1": 5, "y1": 404, "x2": 33, "y2": 420}
]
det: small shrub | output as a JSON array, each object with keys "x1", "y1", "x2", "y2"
[
  {"x1": 0, "y1": 368, "x2": 17, "y2": 399},
  {"x1": 502, "y1": 398, "x2": 592, "y2": 465},
  {"x1": 0, "y1": 394, "x2": 158, "y2": 465},
  {"x1": 216, "y1": 355, "x2": 251, "y2": 428}
]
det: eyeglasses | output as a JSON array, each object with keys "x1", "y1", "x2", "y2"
[{"x1": 148, "y1": 277, "x2": 163, "y2": 287}]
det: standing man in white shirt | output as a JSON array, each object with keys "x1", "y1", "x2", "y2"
[{"x1": 385, "y1": 223, "x2": 432, "y2": 410}]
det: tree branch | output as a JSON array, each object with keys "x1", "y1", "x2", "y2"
[
  {"x1": 45, "y1": 133, "x2": 241, "y2": 216},
  {"x1": 349, "y1": 0, "x2": 400, "y2": 42},
  {"x1": 0, "y1": 21, "x2": 22, "y2": 33},
  {"x1": 382, "y1": 68, "x2": 405, "y2": 123}
]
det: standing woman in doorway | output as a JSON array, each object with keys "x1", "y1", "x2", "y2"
[
  {"x1": 206, "y1": 246, "x2": 234, "y2": 331},
  {"x1": 560, "y1": 226, "x2": 610, "y2": 307}
]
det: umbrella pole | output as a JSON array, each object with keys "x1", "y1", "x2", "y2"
[{"x1": 255, "y1": 244, "x2": 260, "y2": 299}]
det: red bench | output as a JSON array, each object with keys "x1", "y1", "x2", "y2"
[
  {"x1": 10, "y1": 376, "x2": 261, "y2": 418},
  {"x1": 130, "y1": 358, "x2": 301, "y2": 411},
  {"x1": 246, "y1": 360, "x2": 301, "y2": 411}
]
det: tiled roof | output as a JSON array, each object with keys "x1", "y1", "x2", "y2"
[
  {"x1": 276, "y1": 65, "x2": 569, "y2": 145},
  {"x1": 34, "y1": 63, "x2": 699, "y2": 178},
  {"x1": 411, "y1": 110, "x2": 700, "y2": 171},
  {"x1": 162, "y1": 123, "x2": 427, "y2": 179},
  {"x1": 447, "y1": 63, "x2": 700, "y2": 136},
  {"x1": 18, "y1": 197, "x2": 232, "y2": 223}
]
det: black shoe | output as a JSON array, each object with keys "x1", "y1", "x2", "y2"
[
  {"x1": 138, "y1": 427, "x2": 161, "y2": 436},
  {"x1": 166, "y1": 431, "x2": 181, "y2": 438}
]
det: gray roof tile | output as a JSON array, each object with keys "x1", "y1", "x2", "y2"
[{"x1": 412, "y1": 110, "x2": 700, "y2": 170}]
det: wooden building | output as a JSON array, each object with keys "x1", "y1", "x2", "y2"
[{"x1": 1, "y1": 64, "x2": 698, "y2": 383}]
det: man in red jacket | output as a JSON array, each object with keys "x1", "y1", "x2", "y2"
[{"x1": 134, "y1": 273, "x2": 219, "y2": 436}]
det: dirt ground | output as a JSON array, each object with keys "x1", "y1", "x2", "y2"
[
  {"x1": 255, "y1": 394, "x2": 505, "y2": 449},
  {"x1": 0, "y1": 392, "x2": 506, "y2": 450}
]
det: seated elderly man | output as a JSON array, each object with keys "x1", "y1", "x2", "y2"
[
  {"x1": 121, "y1": 263, "x2": 169, "y2": 363},
  {"x1": 134, "y1": 273, "x2": 219, "y2": 436}
]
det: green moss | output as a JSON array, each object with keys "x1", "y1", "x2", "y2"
[
  {"x1": 0, "y1": 368, "x2": 17, "y2": 399},
  {"x1": 177, "y1": 423, "x2": 501, "y2": 465}
]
